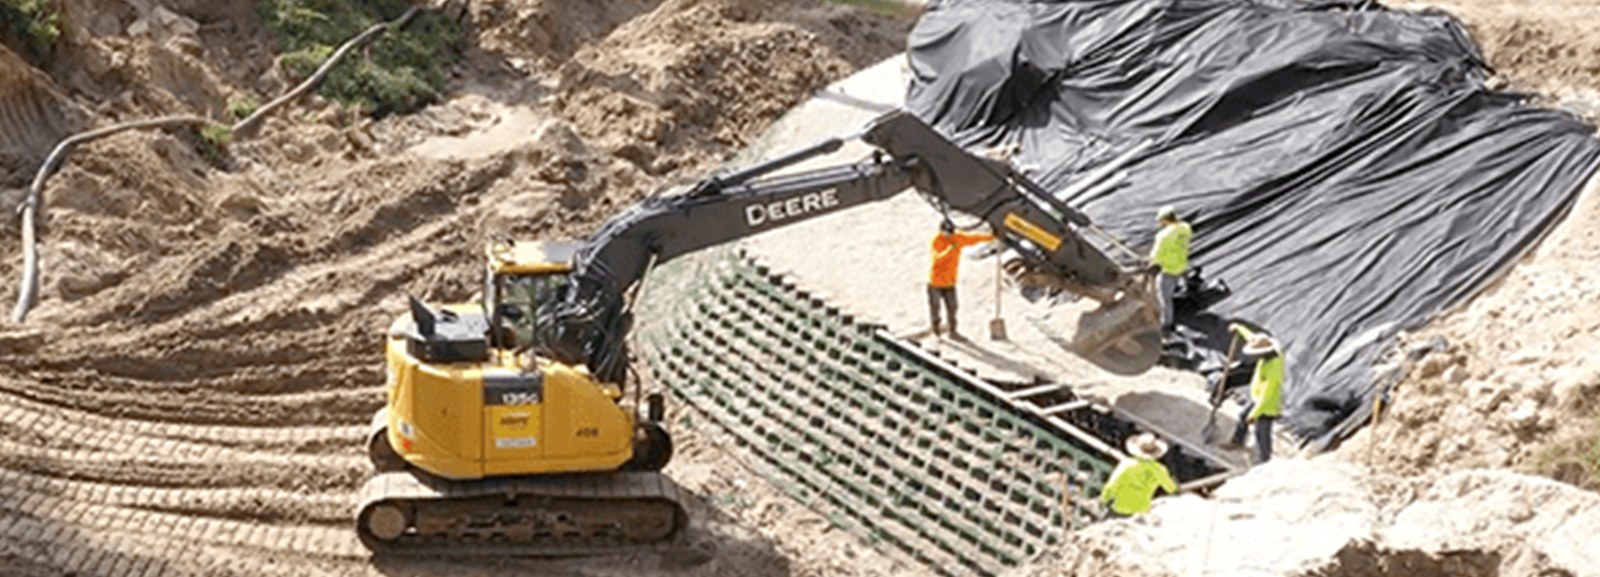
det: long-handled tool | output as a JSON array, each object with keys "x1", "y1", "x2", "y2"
[
  {"x1": 988, "y1": 257, "x2": 1007, "y2": 341},
  {"x1": 1201, "y1": 333, "x2": 1241, "y2": 445}
]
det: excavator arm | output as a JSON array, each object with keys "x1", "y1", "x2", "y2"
[{"x1": 533, "y1": 110, "x2": 1161, "y2": 381}]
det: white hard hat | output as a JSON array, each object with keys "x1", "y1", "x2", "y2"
[
  {"x1": 1125, "y1": 433, "x2": 1168, "y2": 460},
  {"x1": 1242, "y1": 333, "x2": 1280, "y2": 356},
  {"x1": 1157, "y1": 205, "x2": 1178, "y2": 220}
]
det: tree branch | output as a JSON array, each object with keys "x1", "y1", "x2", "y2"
[{"x1": 231, "y1": 6, "x2": 420, "y2": 138}]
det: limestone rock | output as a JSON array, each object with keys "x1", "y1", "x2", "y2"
[
  {"x1": 1503, "y1": 398, "x2": 1541, "y2": 431},
  {"x1": 1468, "y1": 380, "x2": 1511, "y2": 414}
]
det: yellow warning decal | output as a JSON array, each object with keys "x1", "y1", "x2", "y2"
[{"x1": 1004, "y1": 213, "x2": 1063, "y2": 251}]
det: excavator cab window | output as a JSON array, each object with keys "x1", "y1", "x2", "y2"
[{"x1": 493, "y1": 272, "x2": 567, "y2": 348}]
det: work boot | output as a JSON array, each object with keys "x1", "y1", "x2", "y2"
[{"x1": 931, "y1": 322, "x2": 942, "y2": 338}]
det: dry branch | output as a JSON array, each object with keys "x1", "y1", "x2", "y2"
[{"x1": 10, "y1": 6, "x2": 426, "y2": 324}]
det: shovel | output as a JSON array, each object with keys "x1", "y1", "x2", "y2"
[
  {"x1": 989, "y1": 259, "x2": 1007, "y2": 341},
  {"x1": 1201, "y1": 333, "x2": 1241, "y2": 445}
]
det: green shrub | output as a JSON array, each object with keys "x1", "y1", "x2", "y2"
[
  {"x1": 1, "y1": 0, "x2": 62, "y2": 59},
  {"x1": 259, "y1": 0, "x2": 460, "y2": 117},
  {"x1": 1534, "y1": 412, "x2": 1600, "y2": 492},
  {"x1": 228, "y1": 94, "x2": 260, "y2": 120},
  {"x1": 196, "y1": 123, "x2": 232, "y2": 163}
]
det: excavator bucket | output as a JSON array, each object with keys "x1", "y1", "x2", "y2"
[
  {"x1": 1004, "y1": 256, "x2": 1165, "y2": 375},
  {"x1": 1023, "y1": 287, "x2": 1164, "y2": 376},
  {"x1": 1068, "y1": 296, "x2": 1164, "y2": 375}
]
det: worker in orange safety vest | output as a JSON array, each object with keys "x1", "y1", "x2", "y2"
[{"x1": 928, "y1": 219, "x2": 994, "y2": 339}]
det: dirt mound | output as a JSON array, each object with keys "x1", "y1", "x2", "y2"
[
  {"x1": 0, "y1": 44, "x2": 75, "y2": 188},
  {"x1": 1007, "y1": 460, "x2": 1600, "y2": 577},
  {"x1": 546, "y1": 0, "x2": 910, "y2": 178}
]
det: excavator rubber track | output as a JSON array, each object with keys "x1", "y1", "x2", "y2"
[{"x1": 355, "y1": 469, "x2": 687, "y2": 557}]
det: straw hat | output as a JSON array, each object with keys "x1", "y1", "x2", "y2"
[
  {"x1": 1125, "y1": 433, "x2": 1168, "y2": 460},
  {"x1": 1241, "y1": 333, "x2": 1280, "y2": 356}
]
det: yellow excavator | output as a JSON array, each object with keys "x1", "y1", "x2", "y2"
[{"x1": 356, "y1": 110, "x2": 1165, "y2": 555}]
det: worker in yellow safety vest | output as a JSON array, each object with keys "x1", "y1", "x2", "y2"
[
  {"x1": 928, "y1": 219, "x2": 994, "y2": 339},
  {"x1": 1226, "y1": 324, "x2": 1283, "y2": 464},
  {"x1": 1100, "y1": 433, "x2": 1177, "y2": 517},
  {"x1": 1149, "y1": 205, "x2": 1192, "y2": 337}
]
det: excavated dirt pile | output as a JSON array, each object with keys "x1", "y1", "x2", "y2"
[
  {"x1": 1010, "y1": 459, "x2": 1600, "y2": 577},
  {"x1": 0, "y1": 1, "x2": 915, "y2": 576}
]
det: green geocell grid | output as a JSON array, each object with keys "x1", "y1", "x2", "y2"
[{"x1": 636, "y1": 248, "x2": 1116, "y2": 577}]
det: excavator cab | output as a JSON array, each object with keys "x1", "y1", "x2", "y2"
[{"x1": 482, "y1": 240, "x2": 578, "y2": 349}]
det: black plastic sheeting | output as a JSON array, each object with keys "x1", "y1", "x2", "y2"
[{"x1": 906, "y1": 0, "x2": 1600, "y2": 447}]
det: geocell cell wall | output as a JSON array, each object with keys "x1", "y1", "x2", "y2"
[
  {"x1": 907, "y1": 0, "x2": 1600, "y2": 444},
  {"x1": 637, "y1": 247, "x2": 1119, "y2": 577}
]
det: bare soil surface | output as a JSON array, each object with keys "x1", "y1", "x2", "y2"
[
  {"x1": 1010, "y1": 459, "x2": 1600, "y2": 577},
  {"x1": 0, "y1": 0, "x2": 915, "y2": 575}
]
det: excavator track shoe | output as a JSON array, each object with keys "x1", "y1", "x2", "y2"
[{"x1": 356, "y1": 470, "x2": 687, "y2": 556}]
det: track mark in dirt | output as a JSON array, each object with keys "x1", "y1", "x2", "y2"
[
  {"x1": 0, "y1": 468, "x2": 365, "y2": 560},
  {"x1": 0, "y1": 375, "x2": 382, "y2": 428},
  {"x1": 0, "y1": 436, "x2": 367, "y2": 493},
  {"x1": 0, "y1": 389, "x2": 367, "y2": 452},
  {"x1": 0, "y1": 465, "x2": 350, "y2": 524}
]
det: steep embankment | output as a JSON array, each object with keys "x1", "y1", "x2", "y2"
[{"x1": 1351, "y1": 0, "x2": 1600, "y2": 492}]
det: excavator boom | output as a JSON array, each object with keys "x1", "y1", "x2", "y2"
[{"x1": 535, "y1": 110, "x2": 1161, "y2": 380}]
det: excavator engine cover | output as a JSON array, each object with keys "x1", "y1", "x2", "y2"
[{"x1": 400, "y1": 298, "x2": 490, "y2": 363}]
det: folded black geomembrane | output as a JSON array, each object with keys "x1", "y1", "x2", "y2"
[{"x1": 907, "y1": 0, "x2": 1600, "y2": 446}]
